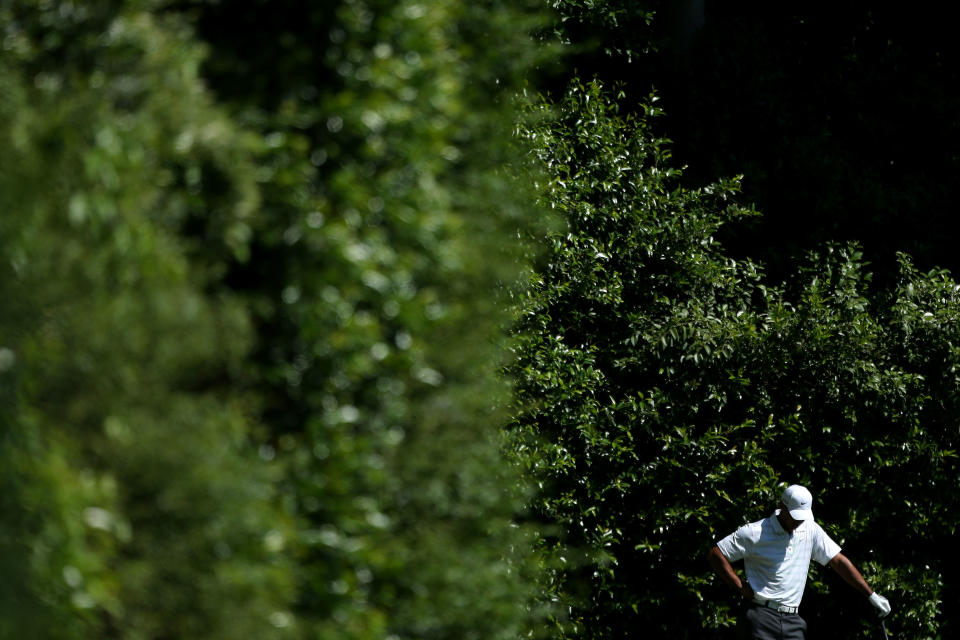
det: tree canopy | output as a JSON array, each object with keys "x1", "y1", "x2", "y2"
[
  {"x1": 2, "y1": 0, "x2": 546, "y2": 638},
  {"x1": 508, "y1": 78, "x2": 956, "y2": 640}
]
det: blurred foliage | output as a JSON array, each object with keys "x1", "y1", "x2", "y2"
[
  {"x1": 161, "y1": 0, "x2": 553, "y2": 638},
  {"x1": 5, "y1": 1, "x2": 957, "y2": 639},
  {"x1": 3, "y1": 0, "x2": 551, "y2": 638},
  {"x1": 1, "y1": 2, "x2": 294, "y2": 638},
  {"x1": 508, "y1": 79, "x2": 956, "y2": 639}
]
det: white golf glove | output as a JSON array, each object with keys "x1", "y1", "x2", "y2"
[{"x1": 869, "y1": 592, "x2": 891, "y2": 618}]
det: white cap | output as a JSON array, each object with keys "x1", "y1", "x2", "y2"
[{"x1": 781, "y1": 484, "x2": 814, "y2": 521}]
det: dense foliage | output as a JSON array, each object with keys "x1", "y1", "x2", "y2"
[
  {"x1": 169, "y1": 0, "x2": 550, "y2": 638},
  {"x1": 508, "y1": 80, "x2": 957, "y2": 639},
  {"x1": 1, "y1": 5, "x2": 293, "y2": 637},
  {"x1": 3, "y1": 1, "x2": 960, "y2": 639},
  {"x1": 1, "y1": 0, "x2": 546, "y2": 638}
]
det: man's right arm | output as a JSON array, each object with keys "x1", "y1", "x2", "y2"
[{"x1": 707, "y1": 545, "x2": 754, "y2": 600}]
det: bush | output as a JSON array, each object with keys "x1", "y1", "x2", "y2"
[{"x1": 508, "y1": 79, "x2": 954, "y2": 639}]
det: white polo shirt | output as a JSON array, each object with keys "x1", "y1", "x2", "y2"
[{"x1": 716, "y1": 512, "x2": 841, "y2": 608}]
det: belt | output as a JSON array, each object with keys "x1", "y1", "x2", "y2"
[{"x1": 753, "y1": 597, "x2": 798, "y2": 614}]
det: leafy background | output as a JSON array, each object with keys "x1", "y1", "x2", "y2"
[{"x1": 1, "y1": 1, "x2": 958, "y2": 639}]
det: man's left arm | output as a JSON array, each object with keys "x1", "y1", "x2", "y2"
[{"x1": 828, "y1": 553, "x2": 891, "y2": 618}]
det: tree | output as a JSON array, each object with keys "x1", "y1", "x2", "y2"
[
  {"x1": 164, "y1": 0, "x2": 553, "y2": 638},
  {"x1": 508, "y1": 79, "x2": 954, "y2": 639},
  {"x1": 3, "y1": 0, "x2": 558, "y2": 636},
  {"x1": 0, "y1": 3, "x2": 295, "y2": 637}
]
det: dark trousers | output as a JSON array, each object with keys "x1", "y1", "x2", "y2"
[{"x1": 739, "y1": 603, "x2": 807, "y2": 640}]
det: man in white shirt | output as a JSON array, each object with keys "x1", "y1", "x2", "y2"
[{"x1": 707, "y1": 485, "x2": 891, "y2": 639}]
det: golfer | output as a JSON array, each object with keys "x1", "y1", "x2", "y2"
[{"x1": 706, "y1": 484, "x2": 891, "y2": 639}]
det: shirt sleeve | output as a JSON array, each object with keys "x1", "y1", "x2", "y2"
[
  {"x1": 716, "y1": 523, "x2": 753, "y2": 563},
  {"x1": 811, "y1": 524, "x2": 842, "y2": 565}
]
